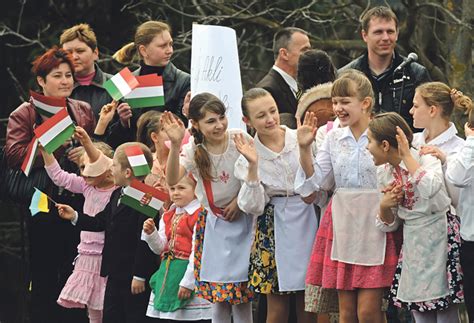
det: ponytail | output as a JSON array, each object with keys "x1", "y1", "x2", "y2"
[
  {"x1": 451, "y1": 88, "x2": 474, "y2": 127},
  {"x1": 113, "y1": 42, "x2": 137, "y2": 65},
  {"x1": 190, "y1": 126, "x2": 213, "y2": 181}
]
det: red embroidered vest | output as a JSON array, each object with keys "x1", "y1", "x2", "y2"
[{"x1": 162, "y1": 206, "x2": 200, "y2": 259}]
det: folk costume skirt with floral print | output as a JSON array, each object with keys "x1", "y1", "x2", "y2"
[{"x1": 193, "y1": 209, "x2": 254, "y2": 304}]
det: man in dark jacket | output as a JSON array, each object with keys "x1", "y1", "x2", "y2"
[
  {"x1": 60, "y1": 23, "x2": 112, "y2": 120},
  {"x1": 339, "y1": 6, "x2": 430, "y2": 130},
  {"x1": 256, "y1": 27, "x2": 311, "y2": 127}
]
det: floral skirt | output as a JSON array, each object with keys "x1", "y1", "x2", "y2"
[
  {"x1": 193, "y1": 209, "x2": 254, "y2": 304},
  {"x1": 249, "y1": 203, "x2": 293, "y2": 295},
  {"x1": 389, "y1": 212, "x2": 464, "y2": 312},
  {"x1": 305, "y1": 200, "x2": 402, "y2": 290}
]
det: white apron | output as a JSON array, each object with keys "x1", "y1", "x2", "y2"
[
  {"x1": 200, "y1": 209, "x2": 254, "y2": 283},
  {"x1": 397, "y1": 211, "x2": 449, "y2": 302},
  {"x1": 331, "y1": 188, "x2": 386, "y2": 265},
  {"x1": 272, "y1": 195, "x2": 318, "y2": 292}
]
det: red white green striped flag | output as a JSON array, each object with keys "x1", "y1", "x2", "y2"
[
  {"x1": 103, "y1": 67, "x2": 139, "y2": 101},
  {"x1": 21, "y1": 137, "x2": 39, "y2": 176},
  {"x1": 34, "y1": 108, "x2": 75, "y2": 154},
  {"x1": 120, "y1": 179, "x2": 169, "y2": 217},
  {"x1": 125, "y1": 145, "x2": 151, "y2": 177},
  {"x1": 30, "y1": 91, "x2": 66, "y2": 117},
  {"x1": 124, "y1": 74, "x2": 165, "y2": 108}
]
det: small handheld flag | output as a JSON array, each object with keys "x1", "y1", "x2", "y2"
[
  {"x1": 124, "y1": 74, "x2": 165, "y2": 108},
  {"x1": 29, "y1": 188, "x2": 50, "y2": 216},
  {"x1": 124, "y1": 145, "x2": 151, "y2": 177},
  {"x1": 34, "y1": 108, "x2": 75, "y2": 154},
  {"x1": 30, "y1": 91, "x2": 66, "y2": 117},
  {"x1": 120, "y1": 179, "x2": 169, "y2": 217},
  {"x1": 21, "y1": 137, "x2": 39, "y2": 176},
  {"x1": 103, "y1": 67, "x2": 139, "y2": 101}
]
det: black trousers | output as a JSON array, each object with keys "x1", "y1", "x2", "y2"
[
  {"x1": 103, "y1": 276, "x2": 151, "y2": 323},
  {"x1": 460, "y1": 241, "x2": 474, "y2": 323},
  {"x1": 27, "y1": 207, "x2": 86, "y2": 323}
]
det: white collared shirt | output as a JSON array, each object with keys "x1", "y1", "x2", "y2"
[
  {"x1": 272, "y1": 65, "x2": 298, "y2": 97},
  {"x1": 446, "y1": 136, "x2": 474, "y2": 241},
  {"x1": 295, "y1": 126, "x2": 378, "y2": 196},
  {"x1": 412, "y1": 123, "x2": 465, "y2": 208}
]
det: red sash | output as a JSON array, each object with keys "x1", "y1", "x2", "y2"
[{"x1": 202, "y1": 179, "x2": 224, "y2": 218}]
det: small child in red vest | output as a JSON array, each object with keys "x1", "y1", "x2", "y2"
[{"x1": 142, "y1": 174, "x2": 212, "y2": 321}]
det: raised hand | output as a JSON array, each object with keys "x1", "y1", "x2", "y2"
[
  {"x1": 117, "y1": 102, "x2": 132, "y2": 128},
  {"x1": 143, "y1": 218, "x2": 156, "y2": 235},
  {"x1": 297, "y1": 111, "x2": 318, "y2": 148},
  {"x1": 233, "y1": 133, "x2": 258, "y2": 165},
  {"x1": 99, "y1": 101, "x2": 117, "y2": 125},
  {"x1": 395, "y1": 126, "x2": 411, "y2": 160},
  {"x1": 182, "y1": 91, "x2": 191, "y2": 118},
  {"x1": 74, "y1": 126, "x2": 92, "y2": 145},
  {"x1": 161, "y1": 111, "x2": 185, "y2": 147},
  {"x1": 419, "y1": 145, "x2": 446, "y2": 164}
]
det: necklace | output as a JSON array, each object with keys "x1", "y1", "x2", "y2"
[{"x1": 203, "y1": 133, "x2": 228, "y2": 178}]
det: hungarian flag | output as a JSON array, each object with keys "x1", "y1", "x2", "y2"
[
  {"x1": 21, "y1": 137, "x2": 39, "y2": 176},
  {"x1": 124, "y1": 74, "x2": 165, "y2": 108},
  {"x1": 120, "y1": 179, "x2": 169, "y2": 217},
  {"x1": 34, "y1": 108, "x2": 75, "y2": 154},
  {"x1": 103, "y1": 67, "x2": 139, "y2": 101},
  {"x1": 30, "y1": 91, "x2": 66, "y2": 117},
  {"x1": 125, "y1": 145, "x2": 151, "y2": 177}
]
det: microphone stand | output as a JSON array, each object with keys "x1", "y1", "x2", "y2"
[{"x1": 395, "y1": 67, "x2": 406, "y2": 115}]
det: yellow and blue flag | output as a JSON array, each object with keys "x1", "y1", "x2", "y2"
[{"x1": 29, "y1": 188, "x2": 50, "y2": 216}]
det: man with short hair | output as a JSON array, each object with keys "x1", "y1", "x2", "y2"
[
  {"x1": 256, "y1": 27, "x2": 311, "y2": 126},
  {"x1": 340, "y1": 6, "x2": 430, "y2": 129},
  {"x1": 60, "y1": 23, "x2": 112, "y2": 119}
]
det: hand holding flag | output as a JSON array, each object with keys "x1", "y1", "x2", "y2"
[{"x1": 56, "y1": 203, "x2": 76, "y2": 221}]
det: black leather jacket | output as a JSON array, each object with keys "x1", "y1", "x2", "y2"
[
  {"x1": 70, "y1": 64, "x2": 112, "y2": 119},
  {"x1": 339, "y1": 51, "x2": 431, "y2": 129}
]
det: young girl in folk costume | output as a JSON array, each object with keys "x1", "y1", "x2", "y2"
[
  {"x1": 234, "y1": 88, "x2": 319, "y2": 323},
  {"x1": 141, "y1": 174, "x2": 212, "y2": 322},
  {"x1": 446, "y1": 100, "x2": 474, "y2": 322},
  {"x1": 410, "y1": 82, "x2": 467, "y2": 210},
  {"x1": 296, "y1": 70, "x2": 400, "y2": 322},
  {"x1": 162, "y1": 93, "x2": 255, "y2": 323},
  {"x1": 367, "y1": 112, "x2": 463, "y2": 323},
  {"x1": 40, "y1": 127, "x2": 116, "y2": 323}
]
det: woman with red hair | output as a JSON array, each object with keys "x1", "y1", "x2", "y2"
[{"x1": 5, "y1": 46, "x2": 95, "y2": 323}]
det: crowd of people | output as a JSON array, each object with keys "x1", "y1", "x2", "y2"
[{"x1": 3, "y1": 5, "x2": 473, "y2": 323}]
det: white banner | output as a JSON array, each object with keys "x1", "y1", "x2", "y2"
[{"x1": 191, "y1": 24, "x2": 245, "y2": 130}]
